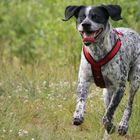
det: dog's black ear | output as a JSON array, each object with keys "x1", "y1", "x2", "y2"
[
  {"x1": 63, "y1": 5, "x2": 84, "y2": 21},
  {"x1": 100, "y1": 5, "x2": 122, "y2": 21}
]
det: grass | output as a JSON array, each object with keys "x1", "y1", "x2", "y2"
[
  {"x1": 0, "y1": 0, "x2": 140, "y2": 140},
  {"x1": 0, "y1": 61, "x2": 140, "y2": 140}
]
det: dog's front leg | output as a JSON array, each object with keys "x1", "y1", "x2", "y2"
[
  {"x1": 73, "y1": 80, "x2": 91, "y2": 125},
  {"x1": 102, "y1": 82, "x2": 126, "y2": 133},
  {"x1": 73, "y1": 51, "x2": 92, "y2": 125}
]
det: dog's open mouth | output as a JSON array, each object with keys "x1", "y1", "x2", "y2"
[{"x1": 80, "y1": 28, "x2": 103, "y2": 45}]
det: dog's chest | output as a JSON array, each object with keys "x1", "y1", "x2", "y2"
[
  {"x1": 102, "y1": 55, "x2": 122, "y2": 86},
  {"x1": 101, "y1": 42, "x2": 131, "y2": 87},
  {"x1": 86, "y1": 45, "x2": 128, "y2": 87}
]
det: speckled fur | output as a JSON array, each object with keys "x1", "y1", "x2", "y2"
[
  {"x1": 74, "y1": 26, "x2": 140, "y2": 135},
  {"x1": 65, "y1": 6, "x2": 140, "y2": 136}
]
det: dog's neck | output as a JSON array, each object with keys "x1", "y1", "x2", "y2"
[{"x1": 86, "y1": 22, "x2": 118, "y2": 62}]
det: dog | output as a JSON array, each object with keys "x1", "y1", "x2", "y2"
[{"x1": 63, "y1": 4, "x2": 140, "y2": 136}]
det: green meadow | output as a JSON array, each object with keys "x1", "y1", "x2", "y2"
[{"x1": 0, "y1": 0, "x2": 140, "y2": 140}]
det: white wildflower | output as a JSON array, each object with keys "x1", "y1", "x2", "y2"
[
  {"x1": 24, "y1": 100, "x2": 29, "y2": 104},
  {"x1": 8, "y1": 96, "x2": 12, "y2": 99},
  {"x1": 2, "y1": 129, "x2": 6, "y2": 133},
  {"x1": 58, "y1": 104, "x2": 62, "y2": 109},
  {"x1": 43, "y1": 81, "x2": 47, "y2": 86},
  {"x1": 18, "y1": 129, "x2": 28, "y2": 137}
]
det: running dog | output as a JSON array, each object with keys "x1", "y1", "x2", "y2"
[{"x1": 63, "y1": 4, "x2": 140, "y2": 135}]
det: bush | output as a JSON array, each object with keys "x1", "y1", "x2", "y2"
[{"x1": 0, "y1": 0, "x2": 139, "y2": 64}]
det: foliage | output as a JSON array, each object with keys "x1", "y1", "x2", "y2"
[{"x1": 0, "y1": 0, "x2": 140, "y2": 64}]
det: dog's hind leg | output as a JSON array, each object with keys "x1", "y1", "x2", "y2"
[
  {"x1": 103, "y1": 88, "x2": 110, "y2": 108},
  {"x1": 118, "y1": 85, "x2": 140, "y2": 136},
  {"x1": 103, "y1": 88, "x2": 114, "y2": 108},
  {"x1": 102, "y1": 82, "x2": 126, "y2": 133},
  {"x1": 118, "y1": 58, "x2": 140, "y2": 136},
  {"x1": 102, "y1": 63, "x2": 128, "y2": 134},
  {"x1": 103, "y1": 88, "x2": 116, "y2": 134}
]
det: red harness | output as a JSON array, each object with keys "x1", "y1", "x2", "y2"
[{"x1": 83, "y1": 31, "x2": 122, "y2": 88}]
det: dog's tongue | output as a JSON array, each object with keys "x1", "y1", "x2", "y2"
[{"x1": 82, "y1": 32, "x2": 95, "y2": 43}]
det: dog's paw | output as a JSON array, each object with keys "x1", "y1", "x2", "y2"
[
  {"x1": 118, "y1": 124, "x2": 128, "y2": 136},
  {"x1": 73, "y1": 110, "x2": 84, "y2": 125},
  {"x1": 102, "y1": 116, "x2": 115, "y2": 134},
  {"x1": 73, "y1": 117, "x2": 84, "y2": 125},
  {"x1": 73, "y1": 100, "x2": 85, "y2": 125}
]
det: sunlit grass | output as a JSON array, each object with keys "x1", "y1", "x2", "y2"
[{"x1": 0, "y1": 62, "x2": 140, "y2": 140}]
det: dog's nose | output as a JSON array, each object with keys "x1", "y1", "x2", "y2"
[{"x1": 82, "y1": 23, "x2": 91, "y2": 28}]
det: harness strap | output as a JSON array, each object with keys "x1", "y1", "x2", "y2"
[{"x1": 83, "y1": 31, "x2": 122, "y2": 88}]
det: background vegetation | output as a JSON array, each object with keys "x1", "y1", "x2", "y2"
[{"x1": 0, "y1": 0, "x2": 140, "y2": 140}]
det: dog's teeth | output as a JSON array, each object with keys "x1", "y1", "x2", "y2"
[{"x1": 93, "y1": 33, "x2": 96, "y2": 37}]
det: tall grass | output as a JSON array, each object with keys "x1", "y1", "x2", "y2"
[{"x1": 0, "y1": 0, "x2": 140, "y2": 140}]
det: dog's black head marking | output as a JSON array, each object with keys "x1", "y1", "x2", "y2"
[
  {"x1": 63, "y1": 5, "x2": 122, "y2": 22},
  {"x1": 63, "y1": 5, "x2": 85, "y2": 21},
  {"x1": 99, "y1": 5, "x2": 122, "y2": 21},
  {"x1": 64, "y1": 5, "x2": 122, "y2": 44}
]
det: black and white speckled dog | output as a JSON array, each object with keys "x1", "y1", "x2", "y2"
[{"x1": 64, "y1": 4, "x2": 140, "y2": 135}]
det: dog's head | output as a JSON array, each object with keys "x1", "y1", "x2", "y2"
[{"x1": 64, "y1": 5, "x2": 122, "y2": 45}]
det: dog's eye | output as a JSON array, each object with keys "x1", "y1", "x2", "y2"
[
  {"x1": 92, "y1": 14, "x2": 101, "y2": 21},
  {"x1": 79, "y1": 15, "x2": 86, "y2": 20}
]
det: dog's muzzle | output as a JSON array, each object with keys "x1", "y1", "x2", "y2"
[{"x1": 80, "y1": 28, "x2": 103, "y2": 45}]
